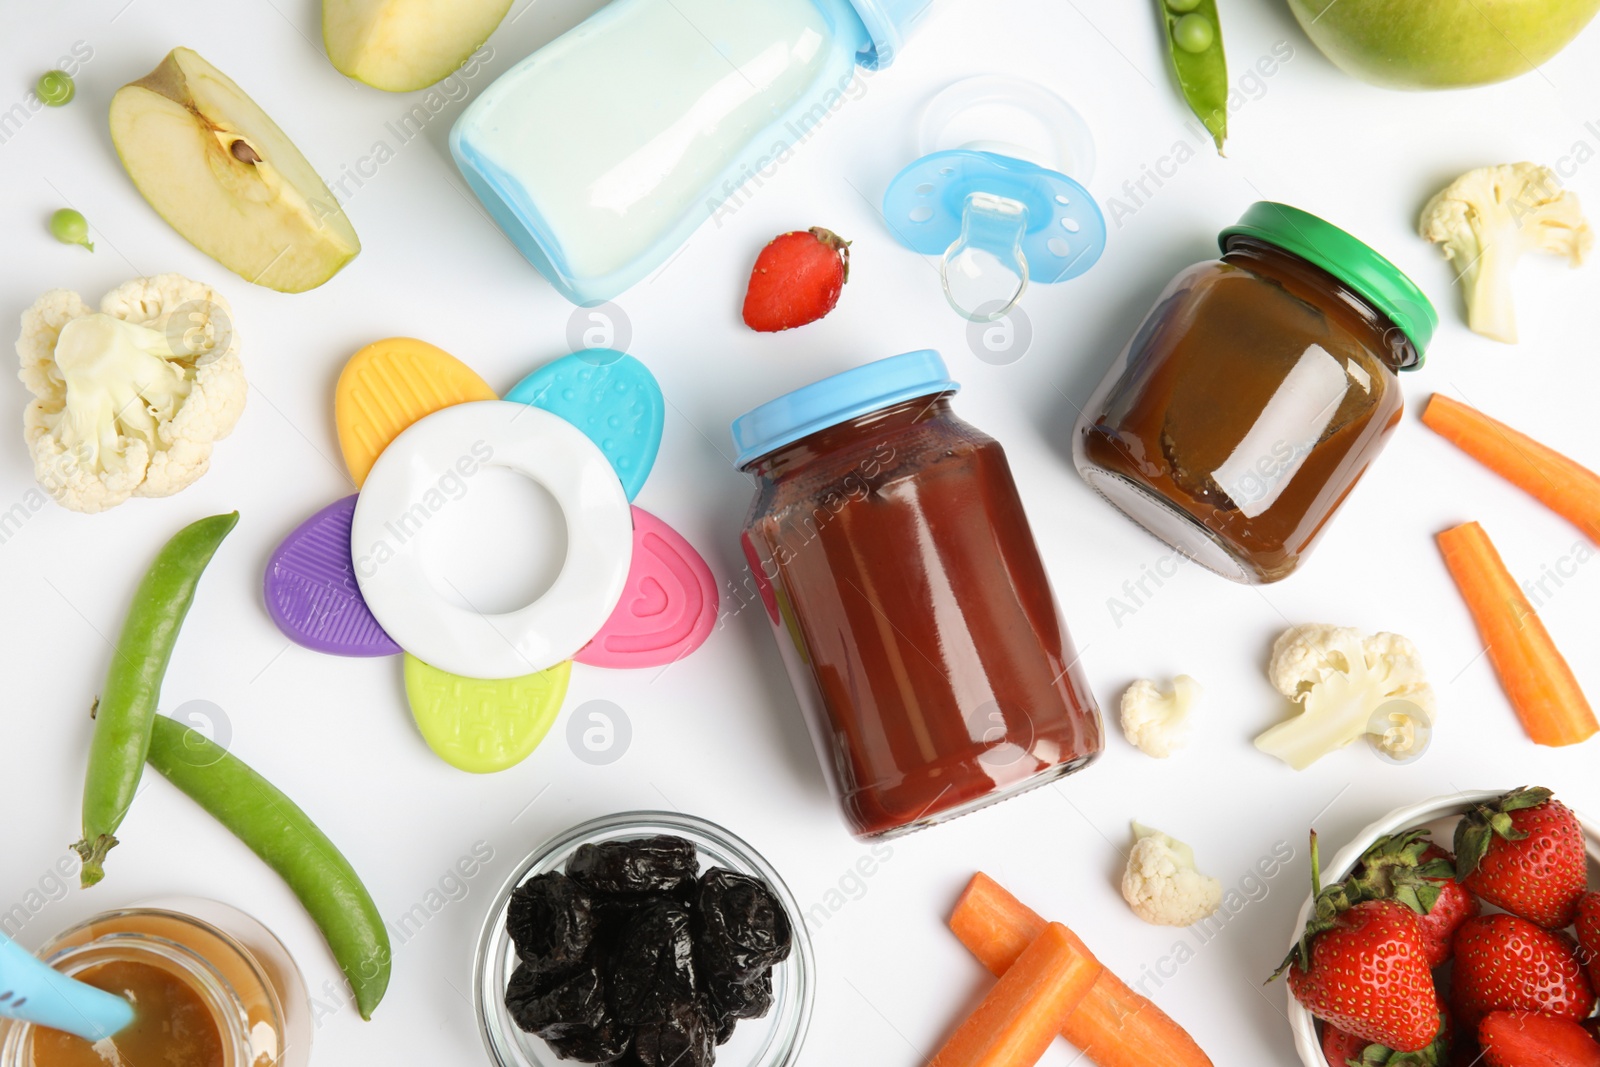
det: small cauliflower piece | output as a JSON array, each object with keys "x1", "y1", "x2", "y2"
[
  {"x1": 1255, "y1": 625, "x2": 1436, "y2": 770},
  {"x1": 1419, "y1": 163, "x2": 1592, "y2": 343},
  {"x1": 17, "y1": 274, "x2": 246, "y2": 513},
  {"x1": 1119, "y1": 675, "x2": 1202, "y2": 758},
  {"x1": 1120, "y1": 823, "x2": 1222, "y2": 927}
]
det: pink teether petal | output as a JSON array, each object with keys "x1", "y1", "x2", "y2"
[
  {"x1": 576, "y1": 507, "x2": 718, "y2": 669},
  {"x1": 264, "y1": 496, "x2": 402, "y2": 657}
]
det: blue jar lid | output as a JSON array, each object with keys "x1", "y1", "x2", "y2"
[{"x1": 731, "y1": 350, "x2": 958, "y2": 469}]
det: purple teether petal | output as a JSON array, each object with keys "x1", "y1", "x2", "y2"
[{"x1": 265, "y1": 496, "x2": 401, "y2": 657}]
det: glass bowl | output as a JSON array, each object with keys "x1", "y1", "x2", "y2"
[
  {"x1": 474, "y1": 811, "x2": 814, "y2": 1067},
  {"x1": 1285, "y1": 790, "x2": 1600, "y2": 1066}
]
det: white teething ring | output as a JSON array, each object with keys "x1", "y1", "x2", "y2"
[{"x1": 351, "y1": 400, "x2": 633, "y2": 680}]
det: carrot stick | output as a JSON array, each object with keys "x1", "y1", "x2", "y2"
[
  {"x1": 1437, "y1": 521, "x2": 1598, "y2": 747},
  {"x1": 930, "y1": 922, "x2": 1101, "y2": 1067},
  {"x1": 950, "y1": 874, "x2": 1214, "y2": 1067},
  {"x1": 1423, "y1": 394, "x2": 1600, "y2": 541}
]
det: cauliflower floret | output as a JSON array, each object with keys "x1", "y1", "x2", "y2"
[
  {"x1": 1120, "y1": 823, "x2": 1222, "y2": 927},
  {"x1": 1119, "y1": 675, "x2": 1202, "y2": 758},
  {"x1": 1420, "y1": 163, "x2": 1592, "y2": 343},
  {"x1": 17, "y1": 274, "x2": 246, "y2": 513},
  {"x1": 1256, "y1": 624, "x2": 1435, "y2": 770}
]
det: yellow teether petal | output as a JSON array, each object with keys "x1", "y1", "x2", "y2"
[
  {"x1": 336, "y1": 338, "x2": 497, "y2": 486},
  {"x1": 403, "y1": 654, "x2": 570, "y2": 773}
]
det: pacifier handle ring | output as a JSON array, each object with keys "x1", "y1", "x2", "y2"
[
  {"x1": 938, "y1": 190, "x2": 1033, "y2": 323},
  {"x1": 941, "y1": 238, "x2": 1030, "y2": 323}
]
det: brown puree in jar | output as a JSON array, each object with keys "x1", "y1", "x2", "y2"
[
  {"x1": 28, "y1": 910, "x2": 283, "y2": 1067},
  {"x1": 32, "y1": 961, "x2": 224, "y2": 1067},
  {"x1": 743, "y1": 396, "x2": 1102, "y2": 837},
  {"x1": 1078, "y1": 238, "x2": 1410, "y2": 583}
]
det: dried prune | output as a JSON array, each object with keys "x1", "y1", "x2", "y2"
[
  {"x1": 568, "y1": 836, "x2": 700, "y2": 897},
  {"x1": 692, "y1": 868, "x2": 792, "y2": 981},
  {"x1": 508, "y1": 872, "x2": 598, "y2": 978},
  {"x1": 707, "y1": 967, "x2": 773, "y2": 1026},
  {"x1": 629, "y1": 1001, "x2": 715, "y2": 1067},
  {"x1": 608, "y1": 898, "x2": 698, "y2": 1026},
  {"x1": 506, "y1": 962, "x2": 607, "y2": 1038},
  {"x1": 544, "y1": 1017, "x2": 631, "y2": 1063}
]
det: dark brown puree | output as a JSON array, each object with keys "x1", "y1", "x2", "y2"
[
  {"x1": 743, "y1": 397, "x2": 1101, "y2": 837},
  {"x1": 1079, "y1": 238, "x2": 1411, "y2": 582}
]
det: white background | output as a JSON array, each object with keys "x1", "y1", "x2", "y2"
[{"x1": 3, "y1": 0, "x2": 1600, "y2": 1064}]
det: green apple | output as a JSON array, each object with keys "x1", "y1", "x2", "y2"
[
  {"x1": 110, "y1": 48, "x2": 360, "y2": 293},
  {"x1": 1289, "y1": 0, "x2": 1600, "y2": 89},
  {"x1": 323, "y1": 0, "x2": 511, "y2": 92}
]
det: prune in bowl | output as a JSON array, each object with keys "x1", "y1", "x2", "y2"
[{"x1": 475, "y1": 812, "x2": 813, "y2": 1067}]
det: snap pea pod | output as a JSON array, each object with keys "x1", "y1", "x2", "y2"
[
  {"x1": 147, "y1": 714, "x2": 392, "y2": 1020},
  {"x1": 1157, "y1": 0, "x2": 1228, "y2": 153},
  {"x1": 74, "y1": 511, "x2": 239, "y2": 887}
]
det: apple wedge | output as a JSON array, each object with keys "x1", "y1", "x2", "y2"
[
  {"x1": 324, "y1": 0, "x2": 510, "y2": 92},
  {"x1": 109, "y1": 48, "x2": 360, "y2": 293}
]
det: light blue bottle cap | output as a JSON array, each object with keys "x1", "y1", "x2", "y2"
[
  {"x1": 848, "y1": 0, "x2": 938, "y2": 68},
  {"x1": 731, "y1": 350, "x2": 957, "y2": 469}
]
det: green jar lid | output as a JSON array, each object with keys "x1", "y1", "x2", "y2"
[{"x1": 1218, "y1": 202, "x2": 1437, "y2": 367}]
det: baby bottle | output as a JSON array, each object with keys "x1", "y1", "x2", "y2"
[{"x1": 451, "y1": 0, "x2": 938, "y2": 305}]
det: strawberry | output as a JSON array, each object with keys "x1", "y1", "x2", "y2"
[
  {"x1": 1455, "y1": 787, "x2": 1588, "y2": 929},
  {"x1": 1278, "y1": 833, "x2": 1440, "y2": 1051},
  {"x1": 741, "y1": 227, "x2": 850, "y2": 332},
  {"x1": 1350, "y1": 830, "x2": 1481, "y2": 967},
  {"x1": 1323, "y1": 1025, "x2": 1373, "y2": 1066},
  {"x1": 1479, "y1": 1011, "x2": 1600, "y2": 1067},
  {"x1": 1321, "y1": 989, "x2": 1452, "y2": 1065},
  {"x1": 1452, "y1": 914, "x2": 1595, "y2": 1029},
  {"x1": 1577, "y1": 892, "x2": 1600, "y2": 989}
]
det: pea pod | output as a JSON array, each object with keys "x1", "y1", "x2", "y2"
[
  {"x1": 147, "y1": 714, "x2": 392, "y2": 1020},
  {"x1": 1157, "y1": 0, "x2": 1228, "y2": 152},
  {"x1": 74, "y1": 511, "x2": 239, "y2": 887}
]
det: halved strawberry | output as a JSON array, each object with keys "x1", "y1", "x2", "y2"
[
  {"x1": 741, "y1": 227, "x2": 850, "y2": 332},
  {"x1": 1479, "y1": 1010, "x2": 1600, "y2": 1067},
  {"x1": 1455, "y1": 786, "x2": 1588, "y2": 930},
  {"x1": 1452, "y1": 913, "x2": 1595, "y2": 1029}
]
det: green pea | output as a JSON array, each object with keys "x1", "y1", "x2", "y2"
[
  {"x1": 74, "y1": 512, "x2": 238, "y2": 886},
  {"x1": 36, "y1": 69, "x2": 75, "y2": 106},
  {"x1": 1155, "y1": 0, "x2": 1228, "y2": 152},
  {"x1": 147, "y1": 714, "x2": 392, "y2": 1020},
  {"x1": 50, "y1": 208, "x2": 94, "y2": 251},
  {"x1": 1175, "y1": 13, "x2": 1216, "y2": 53}
]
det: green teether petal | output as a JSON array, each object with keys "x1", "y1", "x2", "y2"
[{"x1": 403, "y1": 654, "x2": 571, "y2": 773}]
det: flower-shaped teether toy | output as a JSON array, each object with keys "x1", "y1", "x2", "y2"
[{"x1": 263, "y1": 338, "x2": 718, "y2": 773}]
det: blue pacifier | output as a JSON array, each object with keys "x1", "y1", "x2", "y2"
[{"x1": 882, "y1": 76, "x2": 1106, "y2": 322}]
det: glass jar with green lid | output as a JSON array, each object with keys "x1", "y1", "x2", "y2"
[{"x1": 1074, "y1": 202, "x2": 1437, "y2": 584}]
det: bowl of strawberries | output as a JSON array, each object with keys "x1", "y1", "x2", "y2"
[{"x1": 1283, "y1": 787, "x2": 1600, "y2": 1067}]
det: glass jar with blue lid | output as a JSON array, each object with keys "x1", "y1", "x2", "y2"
[{"x1": 732, "y1": 352, "x2": 1104, "y2": 839}]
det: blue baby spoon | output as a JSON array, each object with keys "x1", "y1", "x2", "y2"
[{"x1": 0, "y1": 933, "x2": 134, "y2": 1042}]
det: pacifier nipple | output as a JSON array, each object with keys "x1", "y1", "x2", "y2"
[{"x1": 942, "y1": 192, "x2": 1030, "y2": 322}]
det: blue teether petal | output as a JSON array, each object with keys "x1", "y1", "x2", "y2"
[
  {"x1": 504, "y1": 351, "x2": 664, "y2": 501},
  {"x1": 883, "y1": 149, "x2": 1108, "y2": 284}
]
